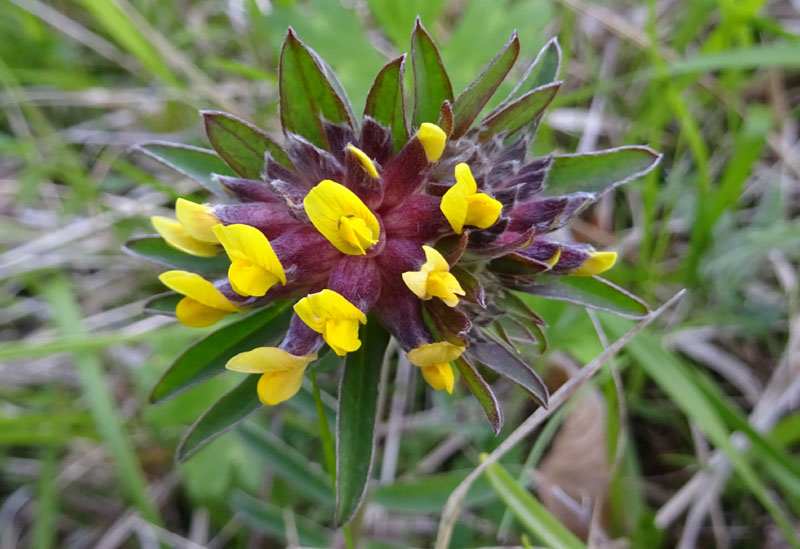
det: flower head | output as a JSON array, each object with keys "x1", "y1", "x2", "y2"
[{"x1": 137, "y1": 24, "x2": 659, "y2": 431}]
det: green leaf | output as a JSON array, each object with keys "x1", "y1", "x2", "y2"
[
  {"x1": 237, "y1": 423, "x2": 334, "y2": 505},
  {"x1": 452, "y1": 32, "x2": 520, "y2": 138},
  {"x1": 484, "y1": 460, "x2": 586, "y2": 549},
  {"x1": 150, "y1": 303, "x2": 292, "y2": 403},
  {"x1": 122, "y1": 236, "x2": 229, "y2": 274},
  {"x1": 466, "y1": 333, "x2": 549, "y2": 407},
  {"x1": 479, "y1": 82, "x2": 560, "y2": 139},
  {"x1": 364, "y1": 56, "x2": 409, "y2": 151},
  {"x1": 232, "y1": 490, "x2": 333, "y2": 548},
  {"x1": 335, "y1": 318, "x2": 390, "y2": 525},
  {"x1": 176, "y1": 376, "x2": 261, "y2": 461},
  {"x1": 372, "y1": 469, "x2": 497, "y2": 513},
  {"x1": 454, "y1": 357, "x2": 503, "y2": 434},
  {"x1": 202, "y1": 111, "x2": 292, "y2": 178},
  {"x1": 279, "y1": 28, "x2": 354, "y2": 149},
  {"x1": 410, "y1": 17, "x2": 454, "y2": 127},
  {"x1": 143, "y1": 292, "x2": 181, "y2": 316},
  {"x1": 544, "y1": 146, "x2": 662, "y2": 197},
  {"x1": 503, "y1": 37, "x2": 561, "y2": 104},
  {"x1": 516, "y1": 276, "x2": 649, "y2": 319},
  {"x1": 132, "y1": 141, "x2": 234, "y2": 196}
]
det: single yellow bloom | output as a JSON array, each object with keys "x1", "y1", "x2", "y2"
[
  {"x1": 440, "y1": 163, "x2": 502, "y2": 234},
  {"x1": 417, "y1": 123, "x2": 447, "y2": 162},
  {"x1": 402, "y1": 246, "x2": 465, "y2": 307},
  {"x1": 294, "y1": 289, "x2": 367, "y2": 356},
  {"x1": 175, "y1": 198, "x2": 220, "y2": 243},
  {"x1": 406, "y1": 341, "x2": 465, "y2": 394},
  {"x1": 303, "y1": 180, "x2": 381, "y2": 255},
  {"x1": 151, "y1": 216, "x2": 220, "y2": 257},
  {"x1": 212, "y1": 224, "x2": 286, "y2": 297},
  {"x1": 226, "y1": 347, "x2": 317, "y2": 405},
  {"x1": 569, "y1": 251, "x2": 617, "y2": 276},
  {"x1": 158, "y1": 270, "x2": 242, "y2": 327},
  {"x1": 346, "y1": 145, "x2": 379, "y2": 179}
]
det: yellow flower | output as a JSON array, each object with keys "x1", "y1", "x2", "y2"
[
  {"x1": 406, "y1": 341, "x2": 465, "y2": 394},
  {"x1": 151, "y1": 198, "x2": 221, "y2": 257},
  {"x1": 440, "y1": 163, "x2": 502, "y2": 234},
  {"x1": 569, "y1": 251, "x2": 617, "y2": 276},
  {"x1": 158, "y1": 270, "x2": 242, "y2": 327},
  {"x1": 226, "y1": 347, "x2": 317, "y2": 405},
  {"x1": 212, "y1": 224, "x2": 286, "y2": 297},
  {"x1": 416, "y1": 122, "x2": 447, "y2": 162},
  {"x1": 402, "y1": 246, "x2": 465, "y2": 307},
  {"x1": 303, "y1": 180, "x2": 381, "y2": 255},
  {"x1": 294, "y1": 289, "x2": 367, "y2": 356}
]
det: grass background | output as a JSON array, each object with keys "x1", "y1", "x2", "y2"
[{"x1": 1, "y1": 0, "x2": 799, "y2": 547}]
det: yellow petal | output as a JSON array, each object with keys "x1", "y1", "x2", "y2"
[
  {"x1": 175, "y1": 198, "x2": 219, "y2": 243},
  {"x1": 420, "y1": 363, "x2": 455, "y2": 393},
  {"x1": 422, "y1": 245, "x2": 450, "y2": 272},
  {"x1": 324, "y1": 318, "x2": 362, "y2": 356},
  {"x1": 454, "y1": 163, "x2": 477, "y2": 194},
  {"x1": 151, "y1": 216, "x2": 220, "y2": 257},
  {"x1": 545, "y1": 247, "x2": 562, "y2": 268},
  {"x1": 440, "y1": 177, "x2": 470, "y2": 234},
  {"x1": 406, "y1": 341, "x2": 465, "y2": 368},
  {"x1": 401, "y1": 270, "x2": 430, "y2": 300},
  {"x1": 417, "y1": 123, "x2": 447, "y2": 162},
  {"x1": 175, "y1": 296, "x2": 231, "y2": 327},
  {"x1": 464, "y1": 193, "x2": 502, "y2": 229},
  {"x1": 228, "y1": 260, "x2": 281, "y2": 297},
  {"x1": 303, "y1": 180, "x2": 380, "y2": 255},
  {"x1": 346, "y1": 145, "x2": 379, "y2": 179},
  {"x1": 257, "y1": 367, "x2": 307, "y2": 405},
  {"x1": 426, "y1": 272, "x2": 465, "y2": 307},
  {"x1": 569, "y1": 251, "x2": 618, "y2": 276},
  {"x1": 158, "y1": 270, "x2": 240, "y2": 312},
  {"x1": 213, "y1": 224, "x2": 286, "y2": 296},
  {"x1": 226, "y1": 346, "x2": 317, "y2": 373}
]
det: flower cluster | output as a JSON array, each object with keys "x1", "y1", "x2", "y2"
[{"x1": 135, "y1": 23, "x2": 658, "y2": 422}]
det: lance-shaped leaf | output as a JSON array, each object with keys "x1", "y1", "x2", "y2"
[
  {"x1": 543, "y1": 146, "x2": 663, "y2": 197},
  {"x1": 364, "y1": 55, "x2": 409, "y2": 152},
  {"x1": 122, "y1": 236, "x2": 228, "y2": 274},
  {"x1": 452, "y1": 31, "x2": 520, "y2": 138},
  {"x1": 232, "y1": 491, "x2": 333, "y2": 548},
  {"x1": 467, "y1": 331, "x2": 549, "y2": 407},
  {"x1": 176, "y1": 375, "x2": 261, "y2": 461},
  {"x1": 143, "y1": 292, "x2": 181, "y2": 316},
  {"x1": 454, "y1": 356, "x2": 503, "y2": 434},
  {"x1": 280, "y1": 28, "x2": 354, "y2": 150},
  {"x1": 479, "y1": 81, "x2": 561, "y2": 140},
  {"x1": 335, "y1": 318, "x2": 390, "y2": 525},
  {"x1": 237, "y1": 423, "x2": 333, "y2": 505},
  {"x1": 501, "y1": 37, "x2": 562, "y2": 107},
  {"x1": 515, "y1": 276, "x2": 649, "y2": 319},
  {"x1": 132, "y1": 141, "x2": 233, "y2": 196},
  {"x1": 150, "y1": 303, "x2": 293, "y2": 403},
  {"x1": 484, "y1": 459, "x2": 586, "y2": 549},
  {"x1": 202, "y1": 111, "x2": 292, "y2": 178},
  {"x1": 411, "y1": 17, "x2": 453, "y2": 127}
]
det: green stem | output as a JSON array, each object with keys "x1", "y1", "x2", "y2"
[{"x1": 309, "y1": 369, "x2": 355, "y2": 549}]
